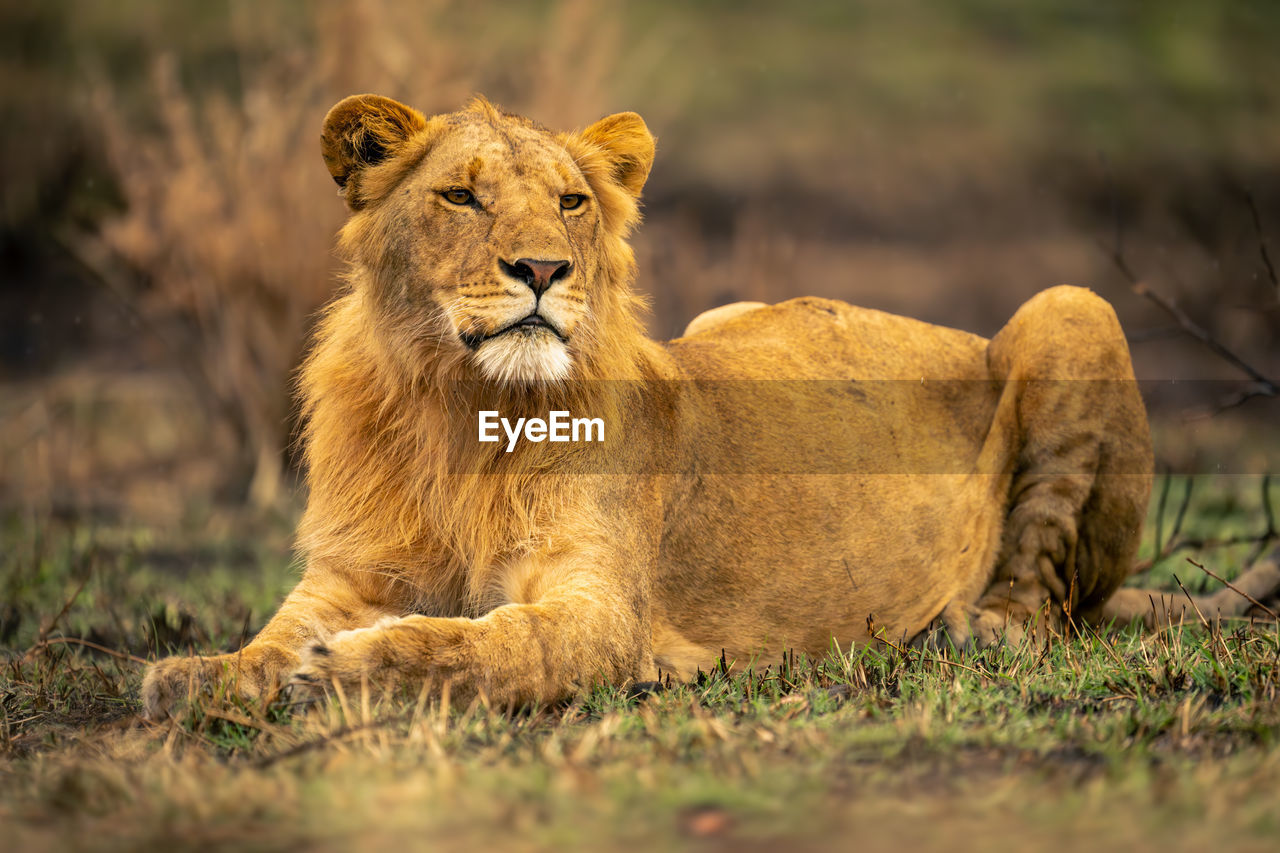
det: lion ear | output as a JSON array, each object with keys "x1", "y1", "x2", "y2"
[
  {"x1": 577, "y1": 112, "x2": 655, "y2": 198},
  {"x1": 321, "y1": 94, "x2": 427, "y2": 206}
]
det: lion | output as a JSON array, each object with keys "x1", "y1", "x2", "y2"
[{"x1": 141, "y1": 95, "x2": 1280, "y2": 718}]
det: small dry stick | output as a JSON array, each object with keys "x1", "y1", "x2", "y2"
[
  {"x1": 1172, "y1": 573, "x2": 1235, "y2": 665},
  {"x1": 1171, "y1": 574, "x2": 1211, "y2": 627},
  {"x1": 34, "y1": 575, "x2": 89, "y2": 648},
  {"x1": 1171, "y1": 478, "x2": 1194, "y2": 547},
  {"x1": 1154, "y1": 472, "x2": 1171, "y2": 562},
  {"x1": 1078, "y1": 620, "x2": 1128, "y2": 669},
  {"x1": 1263, "y1": 475, "x2": 1277, "y2": 539},
  {"x1": 1132, "y1": 282, "x2": 1278, "y2": 399},
  {"x1": 1100, "y1": 196, "x2": 1278, "y2": 410},
  {"x1": 1136, "y1": 476, "x2": 1194, "y2": 572},
  {"x1": 1242, "y1": 190, "x2": 1280, "y2": 296},
  {"x1": 1187, "y1": 558, "x2": 1279, "y2": 621},
  {"x1": 22, "y1": 636, "x2": 148, "y2": 666},
  {"x1": 867, "y1": 623, "x2": 993, "y2": 679}
]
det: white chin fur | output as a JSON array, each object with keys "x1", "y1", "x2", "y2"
[{"x1": 473, "y1": 332, "x2": 572, "y2": 384}]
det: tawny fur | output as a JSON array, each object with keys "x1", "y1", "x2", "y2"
[{"x1": 141, "y1": 96, "x2": 1280, "y2": 718}]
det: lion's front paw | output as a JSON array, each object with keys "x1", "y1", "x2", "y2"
[
  {"x1": 141, "y1": 654, "x2": 241, "y2": 720},
  {"x1": 287, "y1": 616, "x2": 462, "y2": 702},
  {"x1": 141, "y1": 649, "x2": 291, "y2": 720},
  {"x1": 289, "y1": 624, "x2": 388, "y2": 698}
]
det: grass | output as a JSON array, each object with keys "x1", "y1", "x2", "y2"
[{"x1": 2, "y1": 475, "x2": 1279, "y2": 850}]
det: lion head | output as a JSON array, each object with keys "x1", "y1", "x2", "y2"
[{"x1": 319, "y1": 94, "x2": 656, "y2": 385}]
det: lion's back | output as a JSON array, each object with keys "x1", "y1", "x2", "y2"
[{"x1": 666, "y1": 296, "x2": 990, "y2": 381}]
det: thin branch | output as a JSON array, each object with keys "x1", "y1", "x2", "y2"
[
  {"x1": 1263, "y1": 475, "x2": 1277, "y2": 539},
  {"x1": 1171, "y1": 574, "x2": 1211, "y2": 630},
  {"x1": 866, "y1": 617, "x2": 1011, "y2": 681},
  {"x1": 1166, "y1": 531, "x2": 1276, "y2": 555},
  {"x1": 1099, "y1": 184, "x2": 1279, "y2": 410},
  {"x1": 1139, "y1": 473, "x2": 1276, "y2": 567},
  {"x1": 34, "y1": 575, "x2": 89, "y2": 648},
  {"x1": 1242, "y1": 190, "x2": 1279, "y2": 294},
  {"x1": 22, "y1": 637, "x2": 148, "y2": 666},
  {"x1": 1201, "y1": 385, "x2": 1280, "y2": 418},
  {"x1": 873, "y1": 630, "x2": 991, "y2": 678},
  {"x1": 1136, "y1": 476, "x2": 1195, "y2": 572},
  {"x1": 1135, "y1": 523, "x2": 1276, "y2": 573},
  {"x1": 1130, "y1": 281, "x2": 1277, "y2": 396},
  {"x1": 1171, "y1": 477, "x2": 1194, "y2": 545},
  {"x1": 1154, "y1": 472, "x2": 1171, "y2": 560},
  {"x1": 1187, "y1": 558, "x2": 1279, "y2": 620}
]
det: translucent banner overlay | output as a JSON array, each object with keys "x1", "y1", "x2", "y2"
[{"x1": 439, "y1": 380, "x2": 1277, "y2": 475}]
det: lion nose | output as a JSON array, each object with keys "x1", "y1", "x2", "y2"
[{"x1": 501, "y1": 258, "x2": 572, "y2": 297}]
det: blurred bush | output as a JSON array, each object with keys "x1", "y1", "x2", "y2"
[
  {"x1": 3, "y1": 0, "x2": 1279, "y2": 516},
  {"x1": 58, "y1": 0, "x2": 631, "y2": 507}
]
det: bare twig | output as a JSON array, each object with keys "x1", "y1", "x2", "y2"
[
  {"x1": 1171, "y1": 574, "x2": 1211, "y2": 629},
  {"x1": 1165, "y1": 531, "x2": 1276, "y2": 556},
  {"x1": 1242, "y1": 190, "x2": 1279, "y2": 295},
  {"x1": 1187, "y1": 558, "x2": 1279, "y2": 620},
  {"x1": 1171, "y1": 477, "x2": 1194, "y2": 545},
  {"x1": 1245, "y1": 476, "x2": 1280, "y2": 566},
  {"x1": 1154, "y1": 472, "x2": 1171, "y2": 560},
  {"x1": 1078, "y1": 619, "x2": 1128, "y2": 669},
  {"x1": 1100, "y1": 185, "x2": 1278, "y2": 411},
  {"x1": 1263, "y1": 475, "x2": 1277, "y2": 539},
  {"x1": 1135, "y1": 476, "x2": 1195, "y2": 572},
  {"x1": 34, "y1": 575, "x2": 90, "y2": 648},
  {"x1": 1131, "y1": 281, "x2": 1277, "y2": 397},
  {"x1": 22, "y1": 636, "x2": 148, "y2": 666},
  {"x1": 1203, "y1": 385, "x2": 1279, "y2": 417},
  {"x1": 1136, "y1": 532, "x2": 1277, "y2": 573},
  {"x1": 866, "y1": 618, "x2": 1004, "y2": 680}
]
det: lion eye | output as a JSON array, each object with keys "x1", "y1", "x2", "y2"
[
  {"x1": 443, "y1": 188, "x2": 474, "y2": 205},
  {"x1": 560, "y1": 193, "x2": 586, "y2": 211}
]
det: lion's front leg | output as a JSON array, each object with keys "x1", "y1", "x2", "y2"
[
  {"x1": 291, "y1": 561, "x2": 653, "y2": 708},
  {"x1": 291, "y1": 615, "x2": 476, "y2": 701},
  {"x1": 142, "y1": 567, "x2": 403, "y2": 719}
]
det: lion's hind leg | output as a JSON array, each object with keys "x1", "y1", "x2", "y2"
[{"x1": 940, "y1": 287, "x2": 1154, "y2": 647}]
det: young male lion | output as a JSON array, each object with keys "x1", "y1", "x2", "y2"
[{"x1": 142, "y1": 95, "x2": 1279, "y2": 718}]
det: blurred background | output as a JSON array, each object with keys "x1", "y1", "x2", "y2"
[{"x1": 3, "y1": 0, "x2": 1278, "y2": 524}]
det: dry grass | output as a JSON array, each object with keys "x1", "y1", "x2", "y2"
[{"x1": 2, "y1": 478, "x2": 1279, "y2": 850}]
